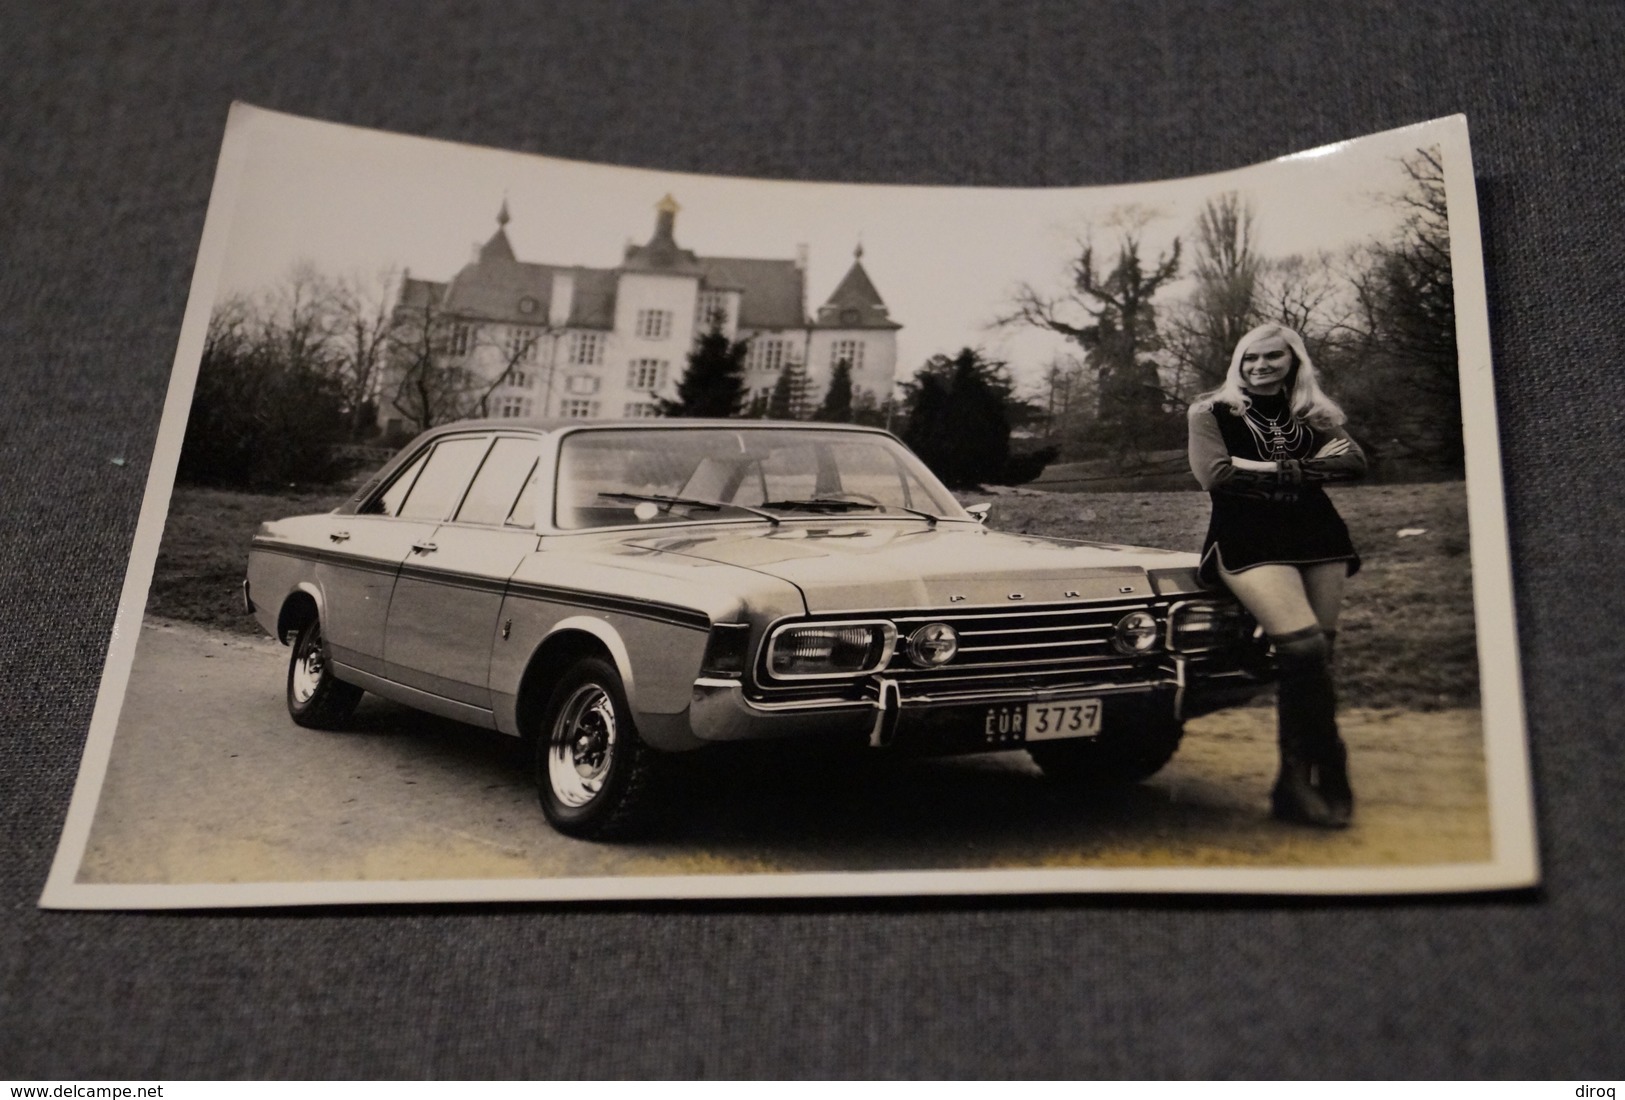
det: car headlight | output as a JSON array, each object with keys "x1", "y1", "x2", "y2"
[
  {"x1": 1112, "y1": 611, "x2": 1161, "y2": 654},
  {"x1": 766, "y1": 620, "x2": 896, "y2": 679},
  {"x1": 1166, "y1": 600, "x2": 1251, "y2": 654},
  {"x1": 904, "y1": 622, "x2": 959, "y2": 668}
]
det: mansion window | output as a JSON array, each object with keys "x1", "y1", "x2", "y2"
[
  {"x1": 623, "y1": 401, "x2": 661, "y2": 419},
  {"x1": 694, "y1": 291, "x2": 729, "y2": 329},
  {"x1": 504, "y1": 369, "x2": 531, "y2": 389},
  {"x1": 559, "y1": 398, "x2": 599, "y2": 419},
  {"x1": 626, "y1": 359, "x2": 668, "y2": 391},
  {"x1": 506, "y1": 326, "x2": 537, "y2": 363},
  {"x1": 749, "y1": 337, "x2": 787, "y2": 374},
  {"x1": 831, "y1": 339, "x2": 865, "y2": 372},
  {"x1": 446, "y1": 323, "x2": 473, "y2": 357},
  {"x1": 497, "y1": 396, "x2": 533, "y2": 418},
  {"x1": 570, "y1": 332, "x2": 604, "y2": 365},
  {"x1": 565, "y1": 374, "x2": 601, "y2": 396},
  {"x1": 635, "y1": 309, "x2": 673, "y2": 340}
]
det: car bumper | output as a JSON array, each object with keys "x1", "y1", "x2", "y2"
[{"x1": 687, "y1": 661, "x2": 1267, "y2": 750}]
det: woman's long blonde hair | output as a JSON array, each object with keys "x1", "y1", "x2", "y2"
[{"x1": 1192, "y1": 323, "x2": 1346, "y2": 429}]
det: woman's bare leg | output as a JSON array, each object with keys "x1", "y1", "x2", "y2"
[
  {"x1": 1301, "y1": 561, "x2": 1347, "y2": 634},
  {"x1": 1216, "y1": 563, "x2": 1319, "y2": 636}
]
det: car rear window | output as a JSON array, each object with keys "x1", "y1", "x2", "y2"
[
  {"x1": 456, "y1": 437, "x2": 543, "y2": 526},
  {"x1": 397, "y1": 436, "x2": 491, "y2": 521}
]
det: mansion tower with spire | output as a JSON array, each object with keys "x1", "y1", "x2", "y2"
[{"x1": 384, "y1": 197, "x2": 900, "y2": 431}]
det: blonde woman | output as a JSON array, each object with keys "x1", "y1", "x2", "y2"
[{"x1": 1188, "y1": 324, "x2": 1366, "y2": 827}]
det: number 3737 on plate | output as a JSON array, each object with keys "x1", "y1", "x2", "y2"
[{"x1": 984, "y1": 698, "x2": 1103, "y2": 743}]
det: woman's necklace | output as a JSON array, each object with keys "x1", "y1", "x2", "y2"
[{"x1": 1241, "y1": 395, "x2": 1306, "y2": 459}]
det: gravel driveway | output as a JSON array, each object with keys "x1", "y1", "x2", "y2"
[{"x1": 73, "y1": 619, "x2": 1492, "y2": 889}]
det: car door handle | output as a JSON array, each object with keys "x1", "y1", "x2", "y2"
[
  {"x1": 411, "y1": 541, "x2": 438, "y2": 554},
  {"x1": 329, "y1": 531, "x2": 351, "y2": 543}
]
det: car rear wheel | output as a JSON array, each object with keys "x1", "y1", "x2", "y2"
[
  {"x1": 1027, "y1": 715, "x2": 1184, "y2": 787},
  {"x1": 536, "y1": 657, "x2": 659, "y2": 840},
  {"x1": 286, "y1": 617, "x2": 363, "y2": 729}
]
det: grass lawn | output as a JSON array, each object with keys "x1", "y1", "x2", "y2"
[
  {"x1": 146, "y1": 486, "x2": 350, "y2": 638},
  {"x1": 148, "y1": 479, "x2": 1480, "y2": 711}
]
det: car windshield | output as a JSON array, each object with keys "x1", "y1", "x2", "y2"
[{"x1": 554, "y1": 427, "x2": 966, "y2": 530}]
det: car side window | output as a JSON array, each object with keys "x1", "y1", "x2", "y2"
[
  {"x1": 505, "y1": 461, "x2": 545, "y2": 528},
  {"x1": 456, "y1": 437, "x2": 544, "y2": 526},
  {"x1": 371, "y1": 450, "x2": 430, "y2": 517},
  {"x1": 396, "y1": 437, "x2": 492, "y2": 521}
]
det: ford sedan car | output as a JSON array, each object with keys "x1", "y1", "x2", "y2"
[{"x1": 245, "y1": 420, "x2": 1270, "y2": 838}]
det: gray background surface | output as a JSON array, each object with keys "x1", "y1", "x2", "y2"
[{"x1": 2, "y1": 0, "x2": 1621, "y2": 1079}]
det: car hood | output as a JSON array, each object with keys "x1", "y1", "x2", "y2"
[{"x1": 624, "y1": 521, "x2": 1197, "y2": 611}]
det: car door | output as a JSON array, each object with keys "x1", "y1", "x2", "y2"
[
  {"x1": 317, "y1": 444, "x2": 444, "y2": 676},
  {"x1": 383, "y1": 435, "x2": 544, "y2": 710}
]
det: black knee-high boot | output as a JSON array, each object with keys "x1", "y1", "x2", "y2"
[
  {"x1": 1270, "y1": 626, "x2": 1345, "y2": 828},
  {"x1": 1315, "y1": 629, "x2": 1353, "y2": 824}
]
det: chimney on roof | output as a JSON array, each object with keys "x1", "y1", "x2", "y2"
[
  {"x1": 651, "y1": 193, "x2": 680, "y2": 247},
  {"x1": 549, "y1": 271, "x2": 575, "y2": 328}
]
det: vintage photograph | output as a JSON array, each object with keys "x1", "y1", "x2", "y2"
[{"x1": 42, "y1": 105, "x2": 1534, "y2": 906}]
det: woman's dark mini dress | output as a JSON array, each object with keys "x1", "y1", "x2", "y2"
[{"x1": 1188, "y1": 390, "x2": 1365, "y2": 590}]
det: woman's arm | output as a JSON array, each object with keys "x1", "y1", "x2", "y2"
[
  {"x1": 1188, "y1": 406, "x2": 1289, "y2": 495},
  {"x1": 1288, "y1": 425, "x2": 1368, "y2": 484}
]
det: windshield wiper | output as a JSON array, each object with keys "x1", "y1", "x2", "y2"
[
  {"x1": 763, "y1": 498, "x2": 942, "y2": 527},
  {"x1": 761, "y1": 497, "x2": 882, "y2": 512},
  {"x1": 889, "y1": 504, "x2": 941, "y2": 527},
  {"x1": 598, "y1": 491, "x2": 779, "y2": 525}
]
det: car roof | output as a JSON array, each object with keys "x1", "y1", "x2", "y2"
[{"x1": 412, "y1": 418, "x2": 893, "y2": 441}]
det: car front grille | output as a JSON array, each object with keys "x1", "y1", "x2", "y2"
[
  {"x1": 747, "y1": 595, "x2": 1268, "y2": 705},
  {"x1": 882, "y1": 599, "x2": 1158, "y2": 698}
]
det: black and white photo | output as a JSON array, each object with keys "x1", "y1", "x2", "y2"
[{"x1": 42, "y1": 104, "x2": 1533, "y2": 907}]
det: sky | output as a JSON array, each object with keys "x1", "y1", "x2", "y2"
[{"x1": 214, "y1": 107, "x2": 1449, "y2": 395}]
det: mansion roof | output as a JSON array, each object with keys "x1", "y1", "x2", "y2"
[{"x1": 398, "y1": 199, "x2": 896, "y2": 334}]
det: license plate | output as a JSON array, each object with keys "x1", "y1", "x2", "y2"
[{"x1": 983, "y1": 698, "x2": 1102, "y2": 744}]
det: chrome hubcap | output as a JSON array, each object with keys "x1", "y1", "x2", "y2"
[
  {"x1": 292, "y1": 626, "x2": 325, "y2": 704},
  {"x1": 548, "y1": 683, "x2": 617, "y2": 808}
]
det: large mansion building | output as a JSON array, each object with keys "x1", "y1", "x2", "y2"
[{"x1": 383, "y1": 197, "x2": 901, "y2": 431}]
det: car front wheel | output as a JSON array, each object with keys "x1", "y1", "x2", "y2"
[
  {"x1": 536, "y1": 657, "x2": 659, "y2": 840},
  {"x1": 1027, "y1": 714, "x2": 1184, "y2": 787},
  {"x1": 286, "y1": 617, "x2": 363, "y2": 728}
]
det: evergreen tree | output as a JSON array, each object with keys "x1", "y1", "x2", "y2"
[
  {"x1": 661, "y1": 312, "x2": 749, "y2": 417},
  {"x1": 813, "y1": 358, "x2": 855, "y2": 422},
  {"x1": 766, "y1": 360, "x2": 810, "y2": 420},
  {"x1": 900, "y1": 349, "x2": 1028, "y2": 487},
  {"x1": 849, "y1": 387, "x2": 890, "y2": 428}
]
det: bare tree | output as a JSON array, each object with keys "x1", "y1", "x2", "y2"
[
  {"x1": 327, "y1": 267, "x2": 400, "y2": 439},
  {"x1": 1035, "y1": 353, "x2": 1094, "y2": 449},
  {"x1": 387, "y1": 302, "x2": 556, "y2": 430},
  {"x1": 259, "y1": 261, "x2": 339, "y2": 376},
  {"x1": 1165, "y1": 193, "x2": 1262, "y2": 399},
  {"x1": 1342, "y1": 146, "x2": 1461, "y2": 471},
  {"x1": 999, "y1": 232, "x2": 1182, "y2": 462}
]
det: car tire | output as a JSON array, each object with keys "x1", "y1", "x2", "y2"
[
  {"x1": 1027, "y1": 715, "x2": 1184, "y2": 787},
  {"x1": 535, "y1": 657, "x2": 660, "y2": 840},
  {"x1": 286, "y1": 616, "x2": 363, "y2": 729}
]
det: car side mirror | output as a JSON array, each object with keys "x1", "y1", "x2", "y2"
[{"x1": 965, "y1": 503, "x2": 991, "y2": 524}]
